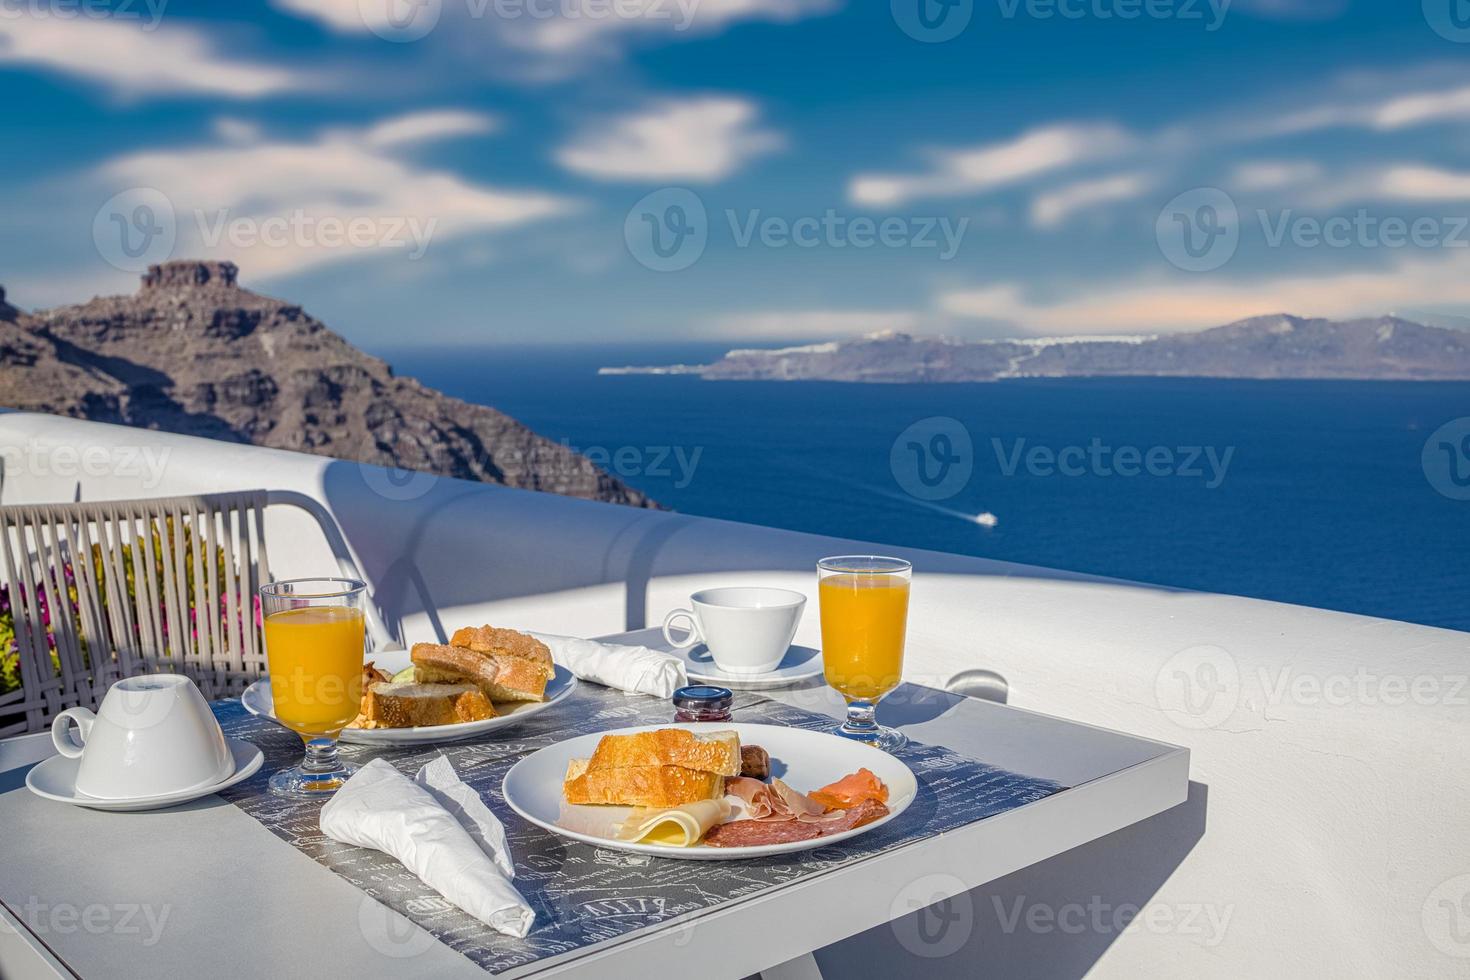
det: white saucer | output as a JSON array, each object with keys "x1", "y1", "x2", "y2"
[
  {"x1": 25, "y1": 738, "x2": 264, "y2": 812},
  {"x1": 682, "y1": 643, "x2": 825, "y2": 691}
]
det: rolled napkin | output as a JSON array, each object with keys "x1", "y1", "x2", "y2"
[
  {"x1": 320, "y1": 758, "x2": 533, "y2": 937},
  {"x1": 530, "y1": 632, "x2": 687, "y2": 698}
]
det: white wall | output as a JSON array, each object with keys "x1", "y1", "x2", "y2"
[{"x1": 2, "y1": 412, "x2": 1467, "y2": 978}]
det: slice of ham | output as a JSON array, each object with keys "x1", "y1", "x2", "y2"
[{"x1": 724, "y1": 776, "x2": 827, "y2": 821}]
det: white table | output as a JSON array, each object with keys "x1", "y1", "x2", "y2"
[{"x1": 0, "y1": 632, "x2": 1188, "y2": 980}]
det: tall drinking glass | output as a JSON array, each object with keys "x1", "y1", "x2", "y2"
[
  {"x1": 817, "y1": 556, "x2": 911, "y2": 751},
  {"x1": 260, "y1": 577, "x2": 366, "y2": 797}
]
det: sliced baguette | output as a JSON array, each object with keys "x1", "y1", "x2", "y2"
[
  {"x1": 450, "y1": 626, "x2": 553, "y2": 701},
  {"x1": 411, "y1": 641, "x2": 499, "y2": 689},
  {"x1": 361, "y1": 681, "x2": 495, "y2": 729},
  {"x1": 563, "y1": 759, "x2": 724, "y2": 808},
  {"x1": 586, "y1": 729, "x2": 741, "y2": 777}
]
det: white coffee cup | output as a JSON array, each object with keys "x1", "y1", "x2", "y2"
[
  {"x1": 662, "y1": 587, "x2": 807, "y2": 675},
  {"x1": 50, "y1": 674, "x2": 233, "y2": 800}
]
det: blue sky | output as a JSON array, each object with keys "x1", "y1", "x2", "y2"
[{"x1": 6, "y1": 0, "x2": 1470, "y2": 347}]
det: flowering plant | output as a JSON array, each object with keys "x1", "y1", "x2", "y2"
[{"x1": 0, "y1": 519, "x2": 260, "y2": 695}]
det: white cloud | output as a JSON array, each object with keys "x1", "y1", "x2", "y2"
[
  {"x1": 1230, "y1": 161, "x2": 1324, "y2": 192},
  {"x1": 508, "y1": 0, "x2": 836, "y2": 54},
  {"x1": 556, "y1": 97, "x2": 782, "y2": 182},
  {"x1": 271, "y1": 0, "x2": 836, "y2": 76},
  {"x1": 94, "y1": 114, "x2": 573, "y2": 279},
  {"x1": 1030, "y1": 172, "x2": 1152, "y2": 229},
  {"x1": 1260, "y1": 164, "x2": 1470, "y2": 209},
  {"x1": 0, "y1": 19, "x2": 302, "y2": 98},
  {"x1": 851, "y1": 72, "x2": 1470, "y2": 221},
  {"x1": 270, "y1": 0, "x2": 370, "y2": 31},
  {"x1": 1370, "y1": 86, "x2": 1470, "y2": 131},
  {"x1": 938, "y1": 251, "x2": 1470, "y2": 335},
  {"x1": 361, "y1": 110, "x2": 498, "y2": 147},
  {"x1": 849, "y1": 124, "x2": 1135, "y2": 207},
  {"x1": 705, "y1": 309, "x2": 921, "y2": 339},
  {"x1": 1371, "y1": 165, "x2": 1470, "y2": 200}
]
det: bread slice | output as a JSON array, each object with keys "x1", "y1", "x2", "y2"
[
  {"x1": 563, "y1": 759, "x2": 724, "y2": 808},
  {"x1": 361, "y1": 681, "x2": 495, "y2": 728},
  {"x1": 411, "y1": 641, "x2": 500, "y2": 690},
  {"x1": 586, "y1": 729, "x2": 741, "y2": 777},
  {"x1": 415, "y1": 629, "x2": 553, "y2": 703},
  {"x1": 451, "y1": 626, "x2": 554, "y2": 676},
  {"x1": 449, "y1": 626, "x2": 553, "y2": 702}
]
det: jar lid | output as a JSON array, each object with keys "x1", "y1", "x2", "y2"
[{"x1": 672, "y1": 685, "x2": 733, "y2": 710}]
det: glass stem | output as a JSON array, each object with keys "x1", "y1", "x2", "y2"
[
  {"x1": 301, "y1": 737, "x2": 342, "y2": 774},
  {"x1": 841, "y1": 699, "x2": 880, "y2": 737}
]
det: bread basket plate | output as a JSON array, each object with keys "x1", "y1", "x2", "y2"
[
  {"x1": 502, "y1": 722, "x2": 916, "y2": 860},
  {"x1": 241, "y1": 650, "x2": 577, "y2": 745}
]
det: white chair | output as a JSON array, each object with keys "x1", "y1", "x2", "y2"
[{"x1": 0, "y1": 489, "x2": 398, "y2": 737}]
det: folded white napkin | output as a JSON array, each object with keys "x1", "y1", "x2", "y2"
[
  {"x1": 320, "y1": 757, "x2": 533, "y2": 937},
  {"x1": 530, "y1": 632, "x2": 688, "y2": 698}
]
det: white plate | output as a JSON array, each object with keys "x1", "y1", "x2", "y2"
[
  {"x1": 502, "y1": 722, "x2": 916, "y2": 860},
  {"x1": 26, "y1": 738, "x2": 264, "y2": 812},
  {"x1": 241, "y1": 650, "x2": 577, "y2": 745},
  {"x1": 682, "y1": 644, "x2": 825, "y2": 691}
]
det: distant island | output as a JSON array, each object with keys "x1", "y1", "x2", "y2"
[
  {"x1": 600, "y1": 316, "x2": 1470, "y2": 383},
  {"x1": 0, "y1": 261, "x2": 655, "y2": 508}
]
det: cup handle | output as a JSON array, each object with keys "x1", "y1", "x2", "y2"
[
  {"x1": 51, "y1": 708, "x2": 96, "y2": 759},
  {"x1": 662, "y1": 609, "x2": 702, "y2": 650}
]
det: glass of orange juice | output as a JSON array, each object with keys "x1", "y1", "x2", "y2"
[
  {"x1": 818, "y1": 555, "x2": 911, "y2": 751},
  {"x1": 260, "y1": 577, "x2": 367, "y2": 797}
]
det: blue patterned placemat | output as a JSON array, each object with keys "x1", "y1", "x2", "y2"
[{"x1": 214, "y1": 684, "x2": 1062, "y2": 977}]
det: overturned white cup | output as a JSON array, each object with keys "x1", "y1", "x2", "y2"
[
  {"x1": 51, "y1": 674, "x2": 233, "y2": 800},
  {"x1": 662, "y1": 587, "x2": 807, "y2": 675}
]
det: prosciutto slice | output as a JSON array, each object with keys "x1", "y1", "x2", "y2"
[{"x1": 724, "y1": 776, "x2": 827, "y2": 822}]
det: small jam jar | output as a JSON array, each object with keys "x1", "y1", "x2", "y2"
[{"x1": 672, "y1": 685, "x2": 734, "y2": 723}]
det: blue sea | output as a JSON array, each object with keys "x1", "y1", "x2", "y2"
[{"x1": 385, "y1": 344, "x2": 1470, "y2": 634}]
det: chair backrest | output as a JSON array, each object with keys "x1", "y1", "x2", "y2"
[{"x1": 0, "y1": 490, "x2": 398, "y2": 737}]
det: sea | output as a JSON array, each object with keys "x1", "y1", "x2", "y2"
[{"x1": 384, "y1": 343, "x2": 1470, "y2": 634}]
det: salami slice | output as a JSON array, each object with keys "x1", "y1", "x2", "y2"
[
  {"x1": 704, "y1": 819, "x2": 824, "y2": 847},
  {"x1": 817, "y1": 798, "x2": 889, "y2": 834},
  {"x1": 703, "y1": 798, "x2": 891, "y2": 847}
]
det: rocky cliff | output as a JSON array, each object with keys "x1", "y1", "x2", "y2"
[{"x1": 0, "y1": 262, "x2": 655, "y2": 508}]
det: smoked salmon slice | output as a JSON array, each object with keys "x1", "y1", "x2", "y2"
[{"x1": 808, "y1": 768, "x2": 888, "y2": 810}]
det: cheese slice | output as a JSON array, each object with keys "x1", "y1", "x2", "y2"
[{"x1": 614, "y1": 799, "x2": 733, "y2": 847}]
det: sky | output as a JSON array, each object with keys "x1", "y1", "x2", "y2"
[{"x1": 7, "y1": 0, "x2": 1470, "y2": 347}]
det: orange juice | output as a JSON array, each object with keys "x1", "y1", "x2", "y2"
[
  {"x1": 263, "y1": 606, "x2": 365, "y2": 738},
  {"x1": 819, "y1": 573, "x2": 910, "y2": 701}
]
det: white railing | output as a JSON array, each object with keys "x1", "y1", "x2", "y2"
[{"x1": 1, "y1": 411, "x2": 1466, "y2": 979}]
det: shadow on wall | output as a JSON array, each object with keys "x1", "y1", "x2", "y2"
[
  {"x1": 319, "y1": 461, "x2": 1189, "y2": 640},
  {"x1": 814, "y1": 781, "x2": 1210, "y2": 979}
]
